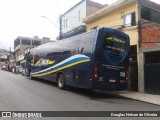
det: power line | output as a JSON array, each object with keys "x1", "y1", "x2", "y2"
[
  {"x1": 41, "y1": 16, "x2": 60, "y2": 29},
  {"x1": 55, "y1": 0, "x2": 61, "y2": 14}
]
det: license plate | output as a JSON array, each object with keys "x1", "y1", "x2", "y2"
[{"x1": 109, "y1": 79, "x2": 116, "y2": 83}]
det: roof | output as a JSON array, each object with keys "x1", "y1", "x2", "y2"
[
  {"x1": 14, "y1": 36, "x2": 41, "y2": 42},
  {"x1": 83, "y1": 0, "x2": 136, "y2": 23},
  {"x1": 61, "y1": 0, "x2": 86, "y2": 16},
  {"x1": 61, "y1": 0, "x2": 104, "y2": 17},
  {"x1": 87, "y1": 0, "x2": 105, "y2": 9},
  {"x1": 0, "y1": 49, "x2": 8, "y2": 53}
]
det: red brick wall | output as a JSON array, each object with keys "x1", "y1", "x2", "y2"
[{"x1": 141, "y1": 26, "x2": 160, "y2": 48}]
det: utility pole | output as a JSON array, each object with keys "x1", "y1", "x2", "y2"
[
  {"x1": 59, "y1": 15, "x2": 62, "y2": 40},
  {"x1": 0, "y1": 49, "x2": 1, "y2": 68}
]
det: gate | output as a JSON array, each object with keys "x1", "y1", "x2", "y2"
[
  {"x1": 144, "y1": 51, "x2": 160, "y2": 94},
  {"x1": 145, "y1": 63, "x2": 160, "y2": 94},
  {"x1": 129, "y1": 62, "x2": 138, "y2": 91}
]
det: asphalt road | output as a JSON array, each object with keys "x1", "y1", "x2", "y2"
[{"x1": 0, "y1": 70, "x2": 160, "y2": 120}]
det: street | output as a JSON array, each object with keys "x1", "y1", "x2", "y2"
[{"x1": 0, "y1": 70, "x2": 160, "y2": 120}]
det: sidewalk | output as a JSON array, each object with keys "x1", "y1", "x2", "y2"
[{"x1": 101, "y1": 90, "x2": 160, "y2": 106}]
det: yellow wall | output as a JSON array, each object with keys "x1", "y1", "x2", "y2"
[{"x1": 86, "y1": 1, "x2": 138, "y2": 46}]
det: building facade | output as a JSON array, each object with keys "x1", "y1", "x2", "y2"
[
  {"x1": 14, "y1": 36, "x2": 41, "y2": 66},
  {"x1": 138, "y1": 0, "x2": 160, "y2": 94},
  {"x1": 0, "y1": 49, "x2": 10, "y2": 67},
  {"x1": 59, "y1": 0, "x2": 104, "y2": 39},
  {"x1": 83, "y1": 0, "x2": 160, "y2": 94},
  {"x1": 14, "y1": 36, "x2": 53, "y2": 67}
]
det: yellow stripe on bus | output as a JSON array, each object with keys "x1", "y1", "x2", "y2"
[{"x1": 32, "y1": 59, "x2": 90, "y2": 77}]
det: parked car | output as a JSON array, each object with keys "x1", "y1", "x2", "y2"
[
  {"x1": 21, "y1": 68, "x2": 27, "y2": 76},
  {"x1": 1, "y1": 65, "x2": 7, "y2": 70},
  {"x1": 16, "y1": 66, "x2": 23, "y2": 74}
]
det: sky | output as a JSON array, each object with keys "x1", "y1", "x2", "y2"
[{"x1": 0, "y1": 0, "x2": 160, "y2": 51}]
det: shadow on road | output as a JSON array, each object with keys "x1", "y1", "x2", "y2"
[{"x1": 29, "y1": 77, "x2": 126, "y2": 102}]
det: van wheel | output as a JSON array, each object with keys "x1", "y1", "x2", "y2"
[{"x1": 57, "y1": 74, "x2": 66, "y2": 89}]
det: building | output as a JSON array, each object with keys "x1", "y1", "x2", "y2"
[
  {"x1": 59, "y1": 0, "x2": 105, "y2": 39},
  {"x1": 0, "y1": 49, "x2": 10, "y2": 67},
  {"x1": 14, "y1": 36, "x2": 41, "y2": 66},
  {"x1": 41, "y1": 37, "x2": 52, "y2": 45},
  {"x1": 83, "y1": 0, "x2": 160, "y2": 94},
  {"x1": 14, "y1": 36, "x2": 53, "y2": 67}
]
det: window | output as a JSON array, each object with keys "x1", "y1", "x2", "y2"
[
  {"x1": 123, "y1": 12, "x2": 136, "y2": 27},
  {"x1": 141, "y1": 6, "x2": 150, "y2": 20},
  {"x1": 22, "y1": 39, "x2": 31, "y2": 45},
  {"x1": 32, "y1": 40, "x2": 41, "y2": 46},
  {"x1": 63, "y1": 19, "x2": 68, "y2": 29},
  {"x1": 104, "y1": 33, "x2": 126, "y2": 55},
  {"x1": 63, "y1": 20, "x2": 65, "y2": 29},
  {"x1": 60, "y1": 37, "x2": 80, "y2": 54},
  {"x1": 79, "y1": 32, "x2": 95, "y2": 54},
  {"x1": 141, "y1": 6, "x2": 160, "y2": 24},
  {"x1": 78, "y1": 11, "x2": 81, "y2": 22},
  {"x1": 65, "y1": 19, "x2": 68, "y2": 28}
]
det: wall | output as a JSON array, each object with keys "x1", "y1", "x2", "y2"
[
  {"x1": 14, "y1": 37, "x2": 41, "y2": 63},
  {"x1": 86, "y1": 0, "x2": 104, "y2": 16},
  {"x1": 86, "y1": 1, "x2": 139, "y2": 46},
  {"x1": 139, "y1": 21, "x2": 160, "y2": 93},
  {"x1": 84, "y1": 0, "x2": 140, "y2": 91},
  {"x1": 0, "y1": 50, "x2": 9, "y2": 67},
  {"x1": 41, "y1": 37, "x2": 51, "y2": 45},
  {"x1": 61, "y1": 0, "x2": 86, "y2": 33},
  {"x1": 141, "y1": 20, "x2": 160, "y2": 48}
]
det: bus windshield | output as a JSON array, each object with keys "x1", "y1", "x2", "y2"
[
  {"x1": 104, "y1": 32, "x2": 128, "y2": 65},
  {"x1": 105, "y1": 33, "x2": 126, "y2": 54}
]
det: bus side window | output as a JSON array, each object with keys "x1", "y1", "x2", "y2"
[
  {"x1": 79, "y1": 32, "x2": 94, "y2": 54},
  {"x1": 61, "y1": 37, "x2": 79, "y2": 55},
  {"x1": 63, "y1": 51, "x2": 71, "y2": 55}
]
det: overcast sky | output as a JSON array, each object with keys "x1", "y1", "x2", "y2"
[{"x1": 0, "y1": 0, "x2": 159, "y2": 51}]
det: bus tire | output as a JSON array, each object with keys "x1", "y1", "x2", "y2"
[
  {"x1": 29, "y1": 70, "x2": 34, "y2": 80},
  {"x1": 57, "y1": 74, "x2": 66, "y2": 89}
]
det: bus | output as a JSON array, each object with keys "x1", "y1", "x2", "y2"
[{"x1": 25, "y1": 28, "x2": 130, "y2": 90}]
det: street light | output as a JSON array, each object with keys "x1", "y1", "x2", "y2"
[
  {"x1": 41, "y1": 16, "x2": 60, "y2": 29},
  {"x1": 41, "y1": 16, "x2": 62, "y2": 40}
]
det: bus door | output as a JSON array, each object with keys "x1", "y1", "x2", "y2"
[
  {"x1": 95, "y1": 32, "x2": 127, "y2": 89},
  {"x1": 32, "y1": 50, "x2": 42, "y2": 73}
]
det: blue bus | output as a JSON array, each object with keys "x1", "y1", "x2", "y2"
[{"x1": 25, "y1": 28, "x2": 129, "y2": 90}]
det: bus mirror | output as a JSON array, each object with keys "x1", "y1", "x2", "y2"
[{"x1": 80, "y1": 48, "x2": 84, "y2": 53}]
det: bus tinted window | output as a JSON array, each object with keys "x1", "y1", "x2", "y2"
[
  {"x1": 60, "y1": 36, "x2": 80, "y2": 54},
  {"x1": 79, "y1": 32, "x2": 95, "y2": 54},
  {"x1": 104, "y1": 33, "x2": 126, "y2": 55}
]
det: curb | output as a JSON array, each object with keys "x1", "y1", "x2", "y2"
[{"x1": 94, "y1": 90, "x2": 160, "y2": 106}]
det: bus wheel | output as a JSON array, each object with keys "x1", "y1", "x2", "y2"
[
  {"x1": 29, "y1": 71, "x2": 34, "y2": 80},
  {"x1": 57, "y1": 74, "x2": 66, "y2": 89}
]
